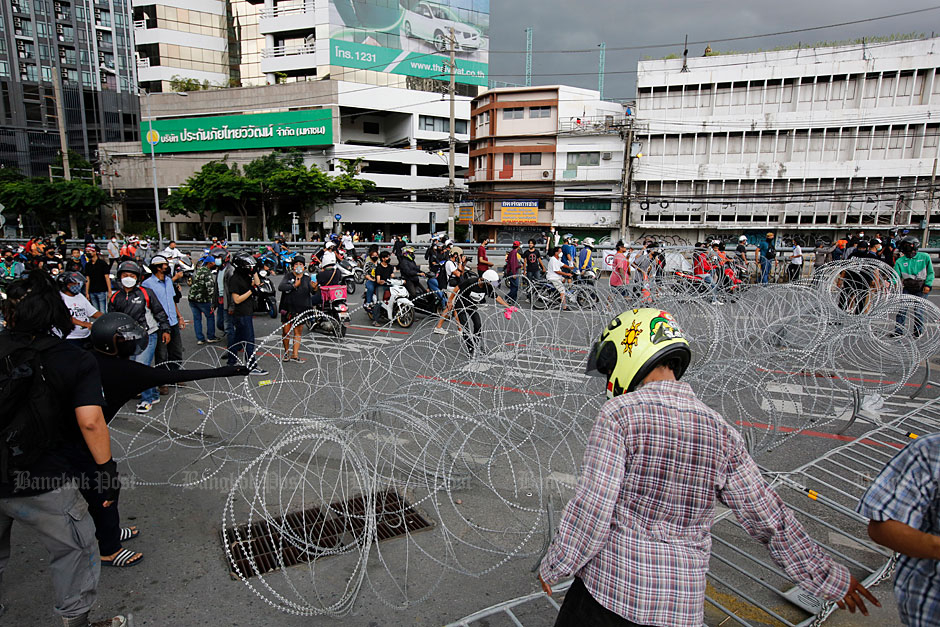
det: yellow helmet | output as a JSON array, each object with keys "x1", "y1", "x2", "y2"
[{"x1": 586, "y1": 308, "x2": 692, "y2": 398}]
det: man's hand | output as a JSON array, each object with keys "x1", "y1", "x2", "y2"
[
  {"x1": 179, "y1": 317, "x2": 187, "y2": 330},
  {"x1": 836, "y1": 576, "x2": 880, "y2": 615},
  {"x1": 538, "y1": 573, "x2": 552, "y2": 596},
  {"x1": 162, "y1": 332, "x2": 171, "y2": 344}
]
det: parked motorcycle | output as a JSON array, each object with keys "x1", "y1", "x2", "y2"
[
  {"x1": 305, "y1": 283, "x2": 349, "y2": 338},
  {"x1": 253, "y1": 268, "x2": 278, "y2": 318},
  {"x1": 365, "y1": 278, "x2": 414, "y2": 328},
  {"x1": 410, "y1": 277, "x2": 444, "y2": 317}
]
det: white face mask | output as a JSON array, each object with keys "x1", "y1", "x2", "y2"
[
  {"x1": 294, "y1": 265, "x2": 304, "y2": 274},
  {"x1": 121, "y1": 276, "x2": 137, "y2": 288}
]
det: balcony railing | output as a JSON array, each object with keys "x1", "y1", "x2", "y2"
[
  {"x1": 261, "y1": 43, "x2": 315, "y2": 58},
  {"x1": 259, "y1": 2, "x2": 314, "y2": 19},
  {"x1": 133, "y1": 19, "x2": 148, "y2": 30},
  {"x1": 558, "y1": 115, "x2": 629, "y2": 134},
  {"x1": 137, "y1": 57, "x2": 150, "y2": 69}
]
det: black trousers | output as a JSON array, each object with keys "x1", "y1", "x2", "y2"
[
  {"x1": 60, "y1": 442, "x2": 123, "y2": 556},
  {"x1": 154, "y1": 322, "x2": 183, "y2": 370},
  {"x1": 455, "y1": 306, "x2": 482, "y2": 356},
  {"x1": 554, "y1": 578, "x2": 652, "y2": 627}
]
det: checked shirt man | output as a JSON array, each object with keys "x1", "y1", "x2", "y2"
[{"x1": 538, "y1": 308, "x2": 878, "y2": 626}]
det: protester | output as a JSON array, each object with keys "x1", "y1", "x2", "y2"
[
  {"x1": 504, "y1": 241, "x2": 523, "y2": 303},
  {"x1": 539, "y1": 308, "x2": 879, "y2": 625},
  {"x1": 142, "y1": 255, "x2": 186, "y2": 384},
  {"x1": 58, "y1": 271, "x2": 102, "y2": 348},
  {"x1": 546, "y1": 246, "x2": 571, "y2": 309},
  {"x1": 278, "y1": 255, "x2": 312, "y2": 362},
  {"x1": 757, "y1": 232, "x2": 776, "y2": 284},
  {"x1": 372, "y1": 250, "x2": 395, "y2": 327},
  {"x1": 108, "y1": 261, "x2": 170, "y2": 413},
  {"x1": 450, "y1": 270, "x2": 510, "y2": 357},
  {"x1": 65, "y1": 248, "x2": 84, "y2": 272},
  {"x1": 0, "y1": 270, "x2": 126, "y2": 627},
  {"x1": 893, "y1": 236, "x2": 934, "y2": 338},
  {"x1": 188, "y1": 255, "x2": 220, "y2": 345},
  {"x1": 858, "y1": 433, "x2": 940, "y2": 627},
  {"x1": 476, "y1": 238, "x2": 494, "y2": 274},
  {"x1": 523, "y1": 239, "x2": 545, "y2": 302},
  {"x1": 106, "y1": 236, "x2": 121, "y2": 271},
  {"x1": 610, "y1": 241, "x2": 630, "y2": 293},
  {"x1": 788, "y1": 237, "x2": 804, "y2": 282},
  {"x1": 83, "y1": 244, "x2": 111, "y2": 314},
  {"x1": 225, "y1": 253, "x2": 267, "y2": 375},
  {"x1": 0, "y1": 248, "x2": 23, "y2": 279}
]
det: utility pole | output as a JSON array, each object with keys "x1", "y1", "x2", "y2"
[
  {"x1": 525, "y1": 27, "x2": 533, "y2": 87},
  {"x1": 597, "y1": 43, "x2": 606, "y2": 101},
  {"x1": 619, "y1": 122, "x2": 636, "y2": 243},
  {"x1": 52, "y1": 76, "x2": 78, "y2": 238},
  {"x1": 924, "y1": 157, "x2": 937, "y2": 246},
  {"x1": 447, "y1": 26, "x2": 457, "y2": 241},
  {"x1": 141, "y1": 89, "x2": 164, "y2": 249}
]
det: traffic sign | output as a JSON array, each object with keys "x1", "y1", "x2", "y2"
[{"x1": 334, "y1": 214, "x2": 342, "y2": 221}]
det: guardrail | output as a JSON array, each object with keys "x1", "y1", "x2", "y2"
[
  {"x1": 259, "y1": 2, "x2": 314, "y2": 19},
  {"x1": 261, "y1": 44, "x2": 315, "y2": 58}
]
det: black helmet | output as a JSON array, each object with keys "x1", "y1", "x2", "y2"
[
  {"x1": 56, "y1": 271, "x2": 85, "y2": 290},
  {"x1": 231, "y1": 252, "x2": 256, "y2": 271},
  {"x1": 292, "y1": 255, "x2": 306, "y2": 266},
  {"x1": 91, "y1": 312, "x2": 148, "y2": 358},
  {"x1": 116, "y1": 260, "x2": 142, "y2": 277},
  {"x1": 899, "y1": 235, "x2": 920, "y2": 256}
]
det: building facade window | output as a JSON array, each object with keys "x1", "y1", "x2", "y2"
[
  {"x1": 519, "y1": 152, "x2": 541, "y2": 166},
  {"x1": 503, "y1": 107, "x2": 524, "y2": 120},
  {"x1": 567, "y1": 152, "x2": 600, "y2": 167},
  {"x1": 565, "y1": 199, "x2": 611, "y2": 211},
  {"x1": 529, "y1": 106, "x2": 551, "y2": 118},
  {"x1": 419, "y1": 115, "x2": 467, "y2": 134}
]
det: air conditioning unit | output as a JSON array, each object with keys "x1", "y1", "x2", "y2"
[
  {"x1": 598, "y1": 216, "x2": 609, "y2": 224},
  {"x1": 541, "y1": 170, "x2": 552, "y2": 179},
  {"x1": 602, "y1": 152, "x2": 612, "y2": 160},
  {"x1": 56, "y1": 24, "x2": 64, "y2": 34}
]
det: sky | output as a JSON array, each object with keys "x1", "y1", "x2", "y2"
[{"x1": 486, "y1": 1, "x2": 940, "y2": 100}]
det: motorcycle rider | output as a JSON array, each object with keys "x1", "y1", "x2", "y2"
[
  {"x1": 577, "y1": 238, "x2": 597, "y2": 279},
  {"x1": 451, "y1": 269, "x2": 510, "y2": 357},
  {"x1": 398, "y1": 246, "x2": 423, "y2": 299},
  {"x1": 0, "y1": 247, "x2": 23, "y2": 279},
  {"x1": 371, "y1": 250, "x2": 395, "y2": 327},
  {"x1": 363, "y1": 245, "x2": 380, "y2": 309},
  {"x1": 893, "y1": 235, "x2": 934, "y2": 337},
  {"x1": 278, "y1": 255, "x2": 312, "y2": 363},
  {"x1": 321, "y1": 241, "x2": 338, "y2": 268}
]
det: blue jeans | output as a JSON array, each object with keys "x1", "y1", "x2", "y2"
[
  {"x1": 760, "y1": 258, "x2": 772, "y2": 284},
  {"x1": 134, "y1": 332, "x2": 159, "y2": 403},
  {"x1": 189, "y1": 302, "x2": 216, "y2": 342},
  {"x1": 365, "y1": 280, "x2": 375, "y2": 305},
  {"x1": 506, "y1": 275, "x2": 520, "y2": 302},
  {"x1": 895, "y1": 290, "x2": 928, "y2": 336},
  {"x1": 372, "y1": 285, "x2": 389, "y2": 323},
  {"x1": 88, "y1": 291, "x2": 108, "y2": 314},
  {"x1": 427, "y1": 277, "x2": 446, "y2": 307},
  {"x1": 228, "y1": 315, "x2": 256, "y2": 366},
  {"x1": 215, "y1": 303, "x2": 226, "y2": 332}
]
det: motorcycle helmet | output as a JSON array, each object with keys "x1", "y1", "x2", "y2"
[
  {"x1": 116, "y1": 260, "x2": 142, "y2": 278},
  {"x1": 582, "y1": 237, "x2": 596, "y2": 248},
  {"x1": 586, "y1": 308, "x2": 692, "y2": 399},
  {"x1": 56, "y1": 271, "x2": 85, "y2": 293},
  {"x1": 91, "y1": 312, "x2": 148, "y2": 358},
  {"x1": 738, "y1": 235, "x2": 747, "y2": 243},
  {"x1": 898, "y1": 235, "x2": 920, "y2": 257},
  {"x1": 231, "y1": 253, "x2": 256, "y2": 271},
  {"x1": 404, "y1": 246, "x2": 415, "y2": 258},
  {"x1": 482, "y1": 269, "x2": 499, "y2": 289},
  {"x1": 150, "y1": 254, "x2": 169, "y2": 269}
]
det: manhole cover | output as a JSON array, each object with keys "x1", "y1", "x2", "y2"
[{"x1": 222, "y1": 490, "x2": 434, "y2": 579}]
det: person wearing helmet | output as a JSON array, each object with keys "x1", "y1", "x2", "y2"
[
  {"x1": 449, "y1": 269, "x2": 509, "y2": 357},
  {"x1": 57, "y1": 271, "x2": 102, "y2": 347},
  {"x1": 735, "y1": 235, "x2": 748, "y2": 265},
  {"x1": 398, "y1": 246, "x2": 423, "y2": 299},
  {"x1": 278, "y1": 255, "x2": 312, "y2": 362},
  {"x1": 371, "y1": 250, "x2": 396, "y2": 327},
  {"x1": 109, "y1": 260, "x2": 171, "y2": 413},
  {"x1": 321, "y1": 241, "x2": 338, "y2": 268},
  {"x1": 226, "y1": 253, "x2": 267, "y2": 375},
  {"x1": 539, "y1": 308, "x2": 879, "y2": 625},
  {"x1": 83, "y1": 313, "x2": 247, "y2": 569},
  {"x1": 577, "y1": 238, "x2": 597, "y2": 276},
  {"x1": 893, "y1": 235, "x2": 934, "y2": 337},
  {"x1": 188, "y1": 255, "x2": 220, "y2": 345}
]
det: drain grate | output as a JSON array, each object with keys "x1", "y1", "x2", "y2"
[{"x1": 222, "y1": 490, "x2": 434, "y2": 579}]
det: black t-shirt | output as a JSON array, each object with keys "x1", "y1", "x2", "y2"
[
  {"x1": 281, "y1": 273, "x2": 313, "y2": 315},
  {"x1": 735, "y1": 243, "x2": 747, "y2": 257},
  {"x1": 374, "y1": 263, "x2": 394, "y2": 285},
  {"x1": 0, "y1": 339, "x2": 105, "y2": 497},
  {"x1": 846, "y1": 250, "x2": 881, "y2": 284},
  {"x1": 523, "y1": 248, "x2": 541, "y2": 272},
  {"x1": 455, "y1": 277, "x2": 495, "y2": 308},
  {"x1": 316, "y1": 267, "x2": 344, "y2": 287},
  {"x1": 229, "y1": 271, "x2": 254, "y2": 316},
  {"x1": 85, "y1": 257, "x2": 110, "y2": 293}
]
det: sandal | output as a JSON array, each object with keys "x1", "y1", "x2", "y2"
[
  {"x1": 119, "y1": 527, "x2": 139, "y2": 542},
  {"x1": 282, "y1": 355, "x2": 291, "y2": 362},
  {"x1": 291, "y1": 356, "x2": 306, "y2": 363},
  {"x1": 102, "y1": 548, "x2": 143, "y2": 568}
]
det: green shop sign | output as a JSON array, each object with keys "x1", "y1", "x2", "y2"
[
  {"x1": 140, "y1": 109, "x2": 333, "y2": 154},
  {"x1": 330, "y1": 39, "x2": 487, "y2": 86}
]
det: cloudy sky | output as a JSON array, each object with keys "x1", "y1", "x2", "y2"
[{"x1": 486, "y1": 1, "x2": 940, "y2": 99}]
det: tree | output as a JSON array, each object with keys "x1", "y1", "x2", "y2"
[
  {"x1": 0, "y1": 177, "x2": 107, "y2": 234},
  {"x1": 164, "y1": 160, "x2": 259, "y2": 239},
  {"x1": 169, "y1": 75, "x2": 210, "y2": 92},
  {"x1": 164, "y1": 185, "x2": 214, "y2": 240},
  {"x1": 266, "y1": 164, "x2": 336, "y2": 240}
]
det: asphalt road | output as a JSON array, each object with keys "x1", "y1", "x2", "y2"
[{"x1": 3, "y1": 284, "x2": 927, "y2": 627}]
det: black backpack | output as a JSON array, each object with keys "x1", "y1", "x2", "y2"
[{"x1": 0, "y1": 332, "x2": 65, "y2": 483}]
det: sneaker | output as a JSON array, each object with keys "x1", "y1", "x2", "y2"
[
  {"x1": 432, "y1": 327, "x2": 447, "y2": 335},
  {"x1": 249, "y1": 367, "x2": 269, "y2": 376},
  {"x1": 150, "y1": 396, "x2": 160, "y2": 405},
  {"x1": 196, "y1": 340, "x2": 206, "y2": 345},
  {"x1": 136, "y1": 402, "x2": 152, "y2": 414},
  {"x1": 206, "y1": 337, "x2": 220, "y2": 343}
]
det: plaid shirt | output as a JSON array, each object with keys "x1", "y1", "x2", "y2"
[
  {"x1": 857, "y1": 433, "x2": 940, "y2": 627},
  {"x1": 539, "y1": 380, "x2": 850, "y2": 626}
]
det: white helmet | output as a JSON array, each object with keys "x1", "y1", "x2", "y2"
[
  {"x1": 582, "y1": 237, "x2": 596, "y2": 248},
  {"x1": 738, "y1": 235, "x2": 747, "y2": 242},
  {"x1": 325, "y1": 241, "x2": 336, "y2": 249},
  {"x1": 482, "y1": 269, "x2": 499, "y2": 289}
]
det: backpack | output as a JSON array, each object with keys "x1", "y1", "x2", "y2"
[{"x1": 0, "y1": 332, "x2": 65, "y2": 484}]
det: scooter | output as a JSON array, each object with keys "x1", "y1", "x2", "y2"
[
  {"x1": 253, "y1": 268, "x2": 278, "y2": 318},
  {"x1": 334, "y1": 259, "x2": 359, "y2": 295},
  {"x1": 338, "y1": 256, "x2": 365, "y2": 285},
  {"x1": 410, "y1": 276, "x2": 444, "y2": 317},
  {"x1": 365, "y1": 278, "x2": 414, "y2": 328},
  {"x1": 305, "y1": 284, "x2": 349, "y2": 338},
  {"x1": 171, "y1": 254, "x2": 195, "y2": 285}
]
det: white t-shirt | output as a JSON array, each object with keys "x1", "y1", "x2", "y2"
[
  {"x1": 790, "y1": 245, "x2": 803, "y2": 266},
  {"x1": 321, "y1": 249, "x2": 337, "y2": 267},
  {"x1": 61, "y1": 292, "x2": 98, "y2": 339},
  {"x1": 546, "y1": 256, "x2": 565, "y2": 281},
  {"x1": 342, "y1": 235, "x2": 354, "y2": 250}
]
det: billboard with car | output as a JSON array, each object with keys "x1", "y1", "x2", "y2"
[{"x1": 329, "y1": 0, "x2": 488, "y2": 86}]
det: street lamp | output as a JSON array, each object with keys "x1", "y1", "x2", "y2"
[{"x1": 139, "y1": 88, "x2": 187, "y2": 249}]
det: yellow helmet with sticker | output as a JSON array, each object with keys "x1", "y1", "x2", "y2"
[{"x1": 585, "y1": 308, "x2": 692, "y2": 398}]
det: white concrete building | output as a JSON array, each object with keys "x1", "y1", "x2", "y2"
[
  {"x1": 100, "y1": 78, "x2": 470, "y2": 239},
  {"x1": 632, "y1": 37, "x2": 940, "y2": 244},
  {"x1": 469, "y1": 85, "x2": 627, "y2": 243}
]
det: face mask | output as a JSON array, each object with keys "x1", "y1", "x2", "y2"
[
  {"x1": 3, "y1": 258, "x2": 11, "y2": 264},
  {"x1": 121, "y1": 276, "x2": 137, "y2": 288},
  {"x1": 67, "y1": 283, "x2": 82, "y2": 295},
  {"x1": 294, "y1": 265, "x2": 304, "y2": 274}
]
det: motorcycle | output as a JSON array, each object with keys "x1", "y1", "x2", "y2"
[
  {"x1": 253, "y1": 268, "x2": 278, "y2": 318},
  {"x1": 338, "y1": 256, "x2": 365, "y2": 285},
  {"x1": 334, "y1": 259, "x2": 359, "y2": 295},
  {"x1": 671, "y1": 261, "x2": 742, "y2": 301},
  {"x1": 305, "y1": 284, "x2": 349, "y2": 338},
  {"x1": 410, "y1": 276, "x2": 444, "y2": 317},
  {"x1": 170, "y1": 254, "x2": 195, "y2": 285},
  {"x1": 365, "y1": 278, "x2": 414, "y2": 328}
]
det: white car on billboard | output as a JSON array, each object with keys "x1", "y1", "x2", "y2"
[{"x1": 402, "y1": 2, "x2": 481, "y2": 52}]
